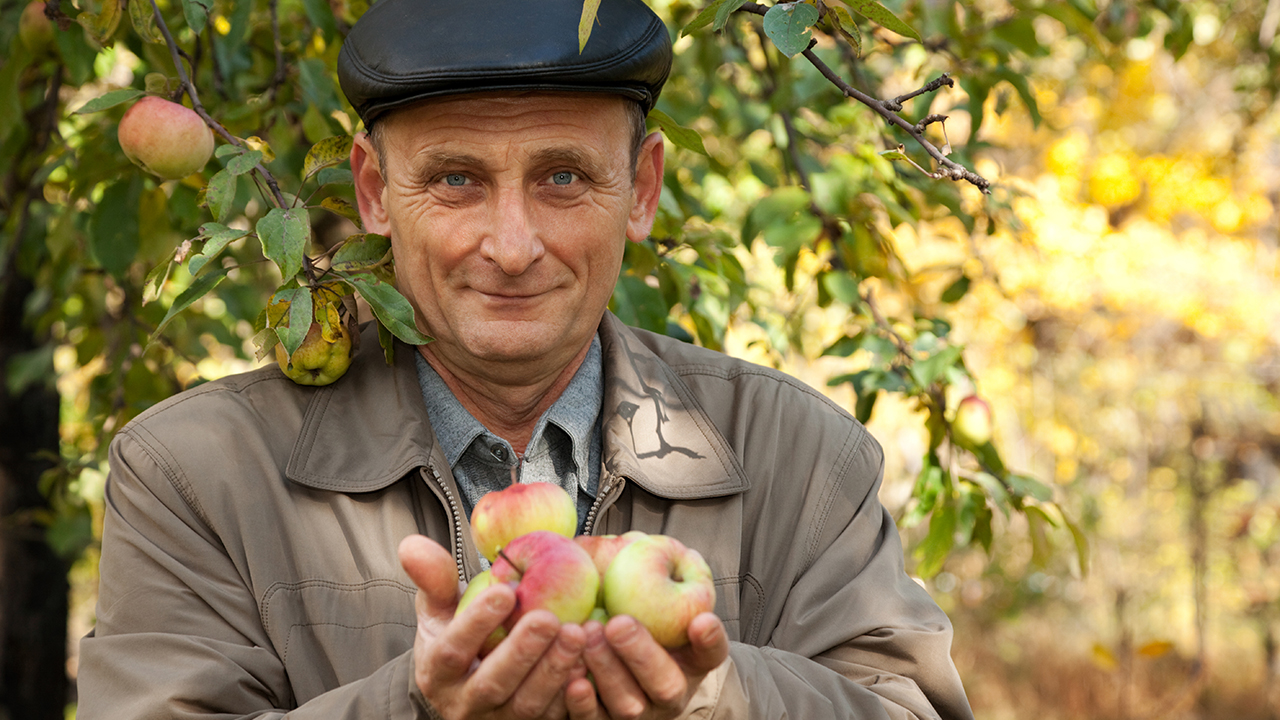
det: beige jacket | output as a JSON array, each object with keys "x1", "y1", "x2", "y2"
[{"x1": 78, "y1": 314, "x2": 973, "y2": 719}]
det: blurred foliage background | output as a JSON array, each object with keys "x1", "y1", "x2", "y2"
[{"x1": 1, "y1": 0, "x2": 1278, "y2": 717}]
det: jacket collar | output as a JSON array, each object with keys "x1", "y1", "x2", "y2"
[{"x1": 287, "y1": 314, "x2": 749, "y2": 499}]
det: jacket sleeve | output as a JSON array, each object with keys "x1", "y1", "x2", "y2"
[
  {"x1": 77, "y1": 429, "x2": 433, "y2": 720},
  {"x1": 706, "y1": 432, "x2": 975, "y2": 720}
]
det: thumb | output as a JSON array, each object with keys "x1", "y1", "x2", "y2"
[
  {"x1": 679, "y1": 612, "x2": 730, "y2": 676},
  {"x1": 399, "y1": 534, "x2": 461, "y2": 617}
]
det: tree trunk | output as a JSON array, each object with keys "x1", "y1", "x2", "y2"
[{"x1": 0, "y1": 268, "x2": 69, "y2": 719}]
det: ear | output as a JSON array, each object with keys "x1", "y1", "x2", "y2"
[
  {"x1": 351, "y1": 131, "x2": 391, "y2": 235},
  {"x1": 625, "y1": 132, "x2": 666, "y2": 243}
]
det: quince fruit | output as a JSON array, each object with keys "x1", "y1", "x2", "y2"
[{"x1": 275, "y1": 321, "x2": 352, "y2": 386}]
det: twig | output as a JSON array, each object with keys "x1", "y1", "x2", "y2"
[
  {"x1": 268, "y1": 0, "x2": 287, "y2": 101},
  {"x1": 860, "y1": 285, "x2": 913, "y2": 358},
  {"x1": 737, "y1": 2, "x2": 991, "y2": 194}
]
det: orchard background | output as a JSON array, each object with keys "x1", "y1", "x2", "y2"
[{"x1": 1, "y1": 0, "x2": 1279, "y2": 717}]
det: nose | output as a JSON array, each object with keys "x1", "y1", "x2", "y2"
[{"x1": 480, "y1": 187, "x2": 544, "y2": 276}]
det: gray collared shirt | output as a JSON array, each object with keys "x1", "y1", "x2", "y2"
[{"x1": 414, "y1": 336, "x2": 603, "y2": 547}]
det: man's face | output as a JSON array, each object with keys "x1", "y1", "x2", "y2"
[{"x1": 351, "y1": 93, "x2": 663, "y2": 379}]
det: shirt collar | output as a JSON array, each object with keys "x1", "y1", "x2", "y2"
[{"x1": 413, "y1": 334, "x2": 603, "y2": 481}]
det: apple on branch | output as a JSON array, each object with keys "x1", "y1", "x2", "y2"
[
  {"x1": 471, "y1": 482, "x2": 577, "y2": 562},
  {"x1": 602, "y1": 534, "x2": 716, "y2": 648},
  {"x1": 951, "y1": 394, "x2": 993, "y2": 449},
  {"x1": 118, "y1": 96, "x2": 215, "y2": 180}
]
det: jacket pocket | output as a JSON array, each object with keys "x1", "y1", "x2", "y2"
[{"x1": 260, "y1": 578, "x2": 417, "y2": 705}]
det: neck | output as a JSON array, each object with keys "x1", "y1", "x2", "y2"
[{"x1": 418, "y1": 341, "x2": 592, "y2": 454}]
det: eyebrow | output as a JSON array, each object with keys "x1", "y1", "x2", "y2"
[{"x1": 407, "y1": 146, "x2": 614, "y2": 184}]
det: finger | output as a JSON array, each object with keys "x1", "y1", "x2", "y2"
[
  {"x1": 429, "y1": 583, "x2": 516, "y2": 683},
  {"x1": 398, "y1": 535, "x2": 463, "y2": 618},
  {"x1": 581, "y1": 620, "x2": 648, "y2": 719},
  {"x1": 604, "y1": 615, "x2": 688, "y2": 711},
  {"x1": 508, "y1": 623, "x2": 587, "y2": 719},
  {"x1": 674, "y1": 612, "x2": 730, "y2": 676},
  {"x1": 564, "y1": 676, "x2": 601, "y2": 720},
  {"x1": 463, "y1": 609, "x2": 561, "y2": 708}
]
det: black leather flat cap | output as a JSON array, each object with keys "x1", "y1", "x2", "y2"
[{"x1": 338, "y1": 0, "x2": 673, "y2": 126}]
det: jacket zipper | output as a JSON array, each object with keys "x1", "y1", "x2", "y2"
[
  {"x1": 425, "y1": 463, "x2": 467, "y2": 581},
  {"x1": 583, "y1": 474, "x2": 626, "y2": 536}
]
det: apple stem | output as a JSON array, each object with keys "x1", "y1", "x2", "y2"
[{"x1": 496, "y1": 549, "x2": 522, "y2": 580}]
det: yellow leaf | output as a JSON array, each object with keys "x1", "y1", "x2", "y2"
[
  {"x1": 1137, "y1": 640, "x2": 1175, "y2": 658},
  {"x1": 1091, "y1": 642, "x2": 1118, "y2": 671}
]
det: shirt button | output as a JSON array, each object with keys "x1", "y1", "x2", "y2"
[{"x1": 490, "y1": 444, "x2": 508, "y2": 462}]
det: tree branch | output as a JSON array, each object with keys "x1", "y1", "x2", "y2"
[
  {"x1": 148, "y1": 0, "x2": 289, "y2": 209},
  {"x1": 737, "y1": 2, "x2": 991, "y2": 194}
]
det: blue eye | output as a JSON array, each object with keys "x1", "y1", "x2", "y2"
[
  {"x1": 551, "y1": 171, "x2": 575, "y2": 185},
  {"x1": 444, "y1": 174, "x2": 467, "y2": 186}
]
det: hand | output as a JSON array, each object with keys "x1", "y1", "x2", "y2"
[
  {"x1": 562, "y1": 612, "x2": 729, "y2": 720},
  {"x1": 398, "y1": 534, "x2": 589, "y2": 719}
]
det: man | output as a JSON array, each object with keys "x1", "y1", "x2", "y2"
[{"x1": 77, "y1": 0, "x2": 974, "y2": 718}]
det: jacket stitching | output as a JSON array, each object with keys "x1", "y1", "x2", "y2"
[
  {"x1": 802, "y1": 422, "x2": 865, "y2": 575},
  {"x1": 259, "y1": 578, "x2": 417, "y2": 635},
  {"x1": 281, "y1": 620, "x2": 417, "y2": 669},
  {"x1": 121, "y1": 425, "x2": 215, "y2": 531},
  {"x1": 740, "y1": 573, "x2": 766, "y2": 645}
]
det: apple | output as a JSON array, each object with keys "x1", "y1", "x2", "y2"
[
  {"x1": 274, "y1": 320, "x2": 353, "y2": 386},
  {"x1": 471, "y1": 482, "x2": 577, "y2": 562},
  {"x1": 602, "y1": 534, "x2": 716, "y2": 648},
  {"x1": 489, "y1": 530, "x2": 599, "y2": 632},
  {"x1": 19, "y1": 1, "x2": 54, "y2": 55},
  {"x1": 952, "y1": 395, "x2": 993, "y2": 448},
  {"x1": 575, "y1": 531, "x2": 645, "y2": 605},
  {"x1": 117, "y1": 96, "x2": 215, "y2": 180},
  {"x1": 454, "y1": 570, "x2": 507, "y2": 654}
]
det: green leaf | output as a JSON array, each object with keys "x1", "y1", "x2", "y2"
[
  {"x1": 270, "y1": 287, "x2": 314, "y2": 359},
  {"x1": 320, "y1": 197, "x2": 364, "y2": 228},
  {"x1": 1008, "y1": 474, "x2": 1054, "y2": 503},
  {"x1": 763, "y1": 2, "x2": 820, "y2": 58},
  {"x1": 224, "y1": 148, "x2": 264, "y2": 176},
  {"x1": 970, "y1": 471, "x2": 1010, "y2": 513},
  {"x1": 189, "y1": 223, "x2": 249, "y2": 276},
  {"x1": 317, "y1": 168, "x2": 354, "y2": 186},
  {"x1": 821, "y1": 271, "x2": 861, "y2": 306},
  {"x1": 940, "y1": 274, "x2": 970, "y2": 303},
  {"x1": 854, "y1": 388, "x2": 877, "y2": 423},
  {"x1": 340, "y1": 273, "x2": 432, "y2": 345},
  {"x1": 128, "y1": 0, "x2": 163, "y2": 43},
  {"x1": 713, "y1": 0, "x2": 748, "y2": 31},
  {"x1": 78, "y1": 0, "x2": 124, "y2": 45},
  {"x1": 647, "y1": 109, "x2": 709, "y2": 157},
  {"x1": 256, "y1": 208, "x2": 310, "y2": 282},
  {"x1": 1059, "y1": 505, "x2": 1090, "y2": 575},
  {"x1": 202, "y1": 169, "x2": 237, "y2": 223},
  {"x1": 73, "y1": 88, "x2": 145, "y2": 114},
  {"x1": 826, "y1": 6, "x2": 862, "y2": 55},
  {"x1": 1024, "y1": 505, "x2": 1055, "y2": 568},
  {"x1": 909, "y1": 344, "x2": 962, "y2": 388},
  {"x1": 150, "y1": 265, "x2": 231, "y2": 342},
  {"x1": 331, "y1": 233, "x2": 391, "y2": 272},
  {"x1": 579, "y1": 0, "x2": 602, "y2": 52},
  {"x1": 182, "y1": 0, "x2": 212, "y2": 33},
  {"x1": 681, "y1": 0, "x2": 729, "y2": 35},
  {"x1": 914, "y1": 496, "x2": 956, "y2": 578},
  {"x1": 90, "y1": 179, "x2": 142, "y2": 277},
  {"x1": 992, "y1": 68, "x2": 1042, "y2": 127},
  {"x1": 377, "y1": 318, "x2": 396, "y2": 365},
  {"x1": 611, "y1": 274, "x2": 668, "y2": 333},
  {"x1": 838, "y1": 0, "x2": 921, "y2": 42},
  {"x1": 302, "y1": 135, "x2": 354, "y2": 181}
]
